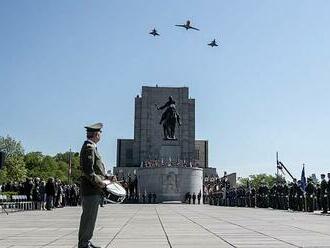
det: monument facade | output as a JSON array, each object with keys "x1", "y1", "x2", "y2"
[
  {"x1": 114, "y1": 86, "x2": 217, "y2": 202},
  {"x1": 116, "y1": 86, "x2": 208, "y2": 169}
]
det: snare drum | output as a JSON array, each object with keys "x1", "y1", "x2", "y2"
[{"x1": 103, "y1": 181, "x2": 126, "y2": 204}]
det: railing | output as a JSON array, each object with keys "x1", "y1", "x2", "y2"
[{"x1": 0, "y1": 194, "x2": 33, "y2": 213}]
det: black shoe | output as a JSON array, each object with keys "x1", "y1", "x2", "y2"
[{"x1": 89, "y1": 243, "x2": 101, "y2": 248}]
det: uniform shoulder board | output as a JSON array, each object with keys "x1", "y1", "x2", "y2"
[{"x1": 86, "y1": 143, "x2": 94, "y2": 148}]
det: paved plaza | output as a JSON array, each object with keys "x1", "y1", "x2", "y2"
[{"x1": 1, "y1": 204, "x2": 330, "y2": 248}]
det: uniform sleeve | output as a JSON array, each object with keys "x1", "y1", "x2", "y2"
[{"x1": 81, "y1": 146, "x2": 104, "y2": 188}]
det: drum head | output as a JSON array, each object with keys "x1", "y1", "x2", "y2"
[{"x1": 106, "y1": 182, "x2": 126, "y2": 196}]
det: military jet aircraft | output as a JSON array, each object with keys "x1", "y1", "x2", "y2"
[
  {"x1": 208, "y1": 39, "x2": 218, "y2": 47},
  {"x1": 175, "y1": 20, "x2": 200, "y2": 31},
  {"x1": 149, "y1": 28, "x2": 160, "y2": 36}
]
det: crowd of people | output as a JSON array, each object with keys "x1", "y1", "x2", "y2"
[
  {"x1": 204, "y1": 173, "x2": 330, "y2": 213},
  {"x1": 0, "y1": 177, "x2": 80, "y2": 210},
  {"x1": 184, "y1": 191, "x2": 202, "y2": 204},
  {"x1": 111, "y1": 174, "x2": 157, "y2": 204},
  {"x1": 0, "y1": 174, "x2": 156, "y2": 207},
  {"x1": 141, "y1": 159, "x2": 198, "y2": 168},
  {"x1": 2, "y1": 173, "x2": 330, "y2": 213}
]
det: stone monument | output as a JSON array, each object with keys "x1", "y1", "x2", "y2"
[{"x1": 114, "y1": 86, "x2": 217, "y2": 202}]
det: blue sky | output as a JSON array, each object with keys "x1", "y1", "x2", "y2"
[{"x1": 1, "y1": 1, "x2": 330, "y2": 179}]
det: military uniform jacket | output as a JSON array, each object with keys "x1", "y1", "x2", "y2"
[
  {"x1": 80, "y1": 140, "x2": 106, "y2": 196},
  {"x1": 320, "y1": 179, "x2": 327, "y2": 196}
]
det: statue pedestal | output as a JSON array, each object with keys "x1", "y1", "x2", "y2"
[
  {"x1": 137, "y1": 167, "x2": 203, "y2": 203},
  {"x1": 160, "y1": 140, "x2": 181, "y2": 160}
]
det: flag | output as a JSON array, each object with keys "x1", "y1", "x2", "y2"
[
  {"x1": 277, "y1": 161, "x2": 285, "y2": 175},
  {"x1": 300, "y1": 164, "x2": 306, "y2": 191}
]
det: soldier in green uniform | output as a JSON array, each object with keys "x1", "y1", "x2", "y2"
[{"x1": 78, "y1": 123, "x2": 115, "y2": 248}]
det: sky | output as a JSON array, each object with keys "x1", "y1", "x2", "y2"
[{"x1": 1, "y1": 1, "x2": 330, "y2": 179}]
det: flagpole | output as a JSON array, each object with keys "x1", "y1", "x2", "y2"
[
  {"x1": 302, "y1": 163, "x2": 307, "y2": 212},
  {"x1": 276, "y1": 151, "x2": 279, "y2": 183},
  {"x1": 68, "y1": 147, "x2": 72, "y2": 184}
]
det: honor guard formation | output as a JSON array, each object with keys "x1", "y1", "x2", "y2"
[
  {"x1": 149, "y1": 19, "x2": 219, "y2": 47},
  {"x1": 203, "y1": 173, "x2": 330, "y2": 214}
]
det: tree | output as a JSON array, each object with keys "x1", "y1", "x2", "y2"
[
  {"x1": 54, "y1": 152, "x2": 81, "y2": 184},
  {"x1": 25, "y1": 151, "x2": 81, "y2": 184},
  {"x1": 0, "y1": 135, "x2": 24, "y2": 158},
  {"x1": 3, "y1": 156, "x2": 27, "y2": 182},
  {"x1": 0, "y1": 135, "x2": 27, "y2": 183},
  {"x1": 25, "y1": 152, "x2": 44, "y2": 170},
  {"x1": 0, "y1": 135, "x2": 81, "y2": 184},
  {"x1": 238, "y1": 173, "x2": 286, "y2": 189}
]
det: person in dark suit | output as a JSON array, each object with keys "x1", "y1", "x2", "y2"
[
  {"x1": 45, "y1": 177, "x2": 55, "y2": 210},
  {"x1": 78, "y1": 123, "x2": 115, "y2": 248},
  {"x1": 327, "y1": 173, "x2": 330, "y2": 212},
  {"x1": 320, "y1": 174, "x2": 328, "y2": 214},
  {"x1": 197, "y1": 191, "x2": 201, "y2": 204},
  {"x1": 192, "y1": 192, "x2": 196, "y2": 204}
]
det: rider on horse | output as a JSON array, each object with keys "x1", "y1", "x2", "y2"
[
  {"x1": 157, "y1": 96, "x2": 181, "y2": 139},
  {"x1": 157, "y1": 96, "x2": 176, "y2": 124}
]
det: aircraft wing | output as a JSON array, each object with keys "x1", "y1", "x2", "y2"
[
  {"x1": 175, "y1": 24, "x2": 186, "y2": 28},
  {"x1": 190, "y1": 26, "x2": 200, "y2": 31}
]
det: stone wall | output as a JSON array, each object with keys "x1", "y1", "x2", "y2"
[
  {"x1": 116, "y1": 139, "x2": 134, "y2": 167},
  {"x1": 137, "y1": 167, "x2": 203, "y2": 203},
  {"x1": 134, "y1": 86, "x2": 195, "y2": 163},
  {"x1": 194, "y1": 140, "x2": 208, "y2": 168}
]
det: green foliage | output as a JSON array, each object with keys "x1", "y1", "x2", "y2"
[
  {"x1": 24, "y1": 152, "x2": 43, "y2": 170},
  {"x1": 27, "y1": 153, "x2": 81, "y2": 184},
  {"x1": 4, "y1": 156, "x2": 27, "y2": 182},
  {"x1": 238, "y1": 173, "x2": 286, "y2": 188},
  {"x1": 237, "y1": 177, "x2": 250, "y2": 188},
  {"x1": 1, "y1": 135, "x2": 81, "y2": 184},
  {"x1": 53, "y1": 152, "x2": 81, "y2": 183},
  {"x1": 0, "y1": 168, "x2": 8, "y2": 183},
  {"x1": 0, "y1": 135, "x2": 27, "y2": 183},
  {"x1": 0, "y1": 135, "x2": 24, "y2": 158}
]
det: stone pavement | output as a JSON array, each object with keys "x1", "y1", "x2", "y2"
[{"x1": 0, "y1": 204, "x2": 329, "y2": 248}]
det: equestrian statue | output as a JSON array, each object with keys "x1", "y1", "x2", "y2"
[{"x1": 156, "y1": 96, "x2": 181, "y2": 140}]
